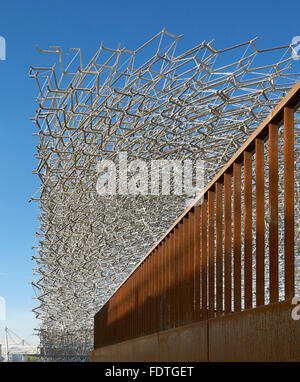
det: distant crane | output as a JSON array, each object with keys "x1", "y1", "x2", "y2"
[{"x1": 4, "y1": 326, "x2": 33, "y2": 362}]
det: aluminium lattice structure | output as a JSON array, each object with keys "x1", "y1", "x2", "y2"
[{"x1": 30, "y1": 30, "x2": 300, "y2": 361}]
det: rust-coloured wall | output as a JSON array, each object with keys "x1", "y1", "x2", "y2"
[
  {"x1": 91, "y1": 320, "x2": 208, "y2": 362},
  {"x1": 208, "y1": 300, "x2": 299, "y2": 362},
  {"x1": 91, "y1": 301, "x2": 299, "y2": 362}
]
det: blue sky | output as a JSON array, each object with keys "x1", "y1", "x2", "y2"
[{"x1": 0, "y1": 0, "x2": 299, "y2": 347}]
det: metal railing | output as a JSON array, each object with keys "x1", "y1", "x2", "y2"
[{"x1": 94, "y1": 80, "x2": 299, "y2": 349}]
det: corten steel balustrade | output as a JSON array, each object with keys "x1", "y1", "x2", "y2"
[{"x1": 92, "y1": 81, "x2": 300, "y2": 362}]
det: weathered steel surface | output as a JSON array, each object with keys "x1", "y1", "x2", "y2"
[
  {"x1": 91, "y1": 320, "x2": 208, "y2": 362},
  {"x1": 284, "y1": 107, "x2": 295, "y2": 300},
  {"x1": 224, "y1": 172, "x2": 232, "y2": 314},
  {"x1": 208, "y1": 300, "x2": 300, "y2": 362},
  {"x1": 91, "y1": 301, "x2": 299, "y2": 362},
  {"x1": 243, "y1": 150, "x2": 252, "y2": 309},
  {"x1": 269, "y1": 123, "x2": 279, "y2": 303}
]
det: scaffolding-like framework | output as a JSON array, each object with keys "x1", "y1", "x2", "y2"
[{"x1": 30, "y1": 30, "x2": 300, "y2": 361}]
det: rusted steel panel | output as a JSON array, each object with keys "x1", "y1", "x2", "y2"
[
  {"x1": 167, "y1": 236, "x2": 171, "y2": 329},
  {"x1": 92, "y1": 320, "x2": 208, "y2": 362},
  {"x1": 163, "y1": 238, "x2": 168, "y2": 330},
  {"x1": 158, "y1": 243, "x2": 163, "y2": 332},
  {"x1": 133, "y1": 271, "x2": 137, "y2": 338},
  {"x1": 209, "y1": 300, "x2": 300, "y2": 362},
  {"x1": 170, "y1": 231, "x2": 176, "y2": 328},
  {"x1": 150, "y1": 253, "x2": 155, "y2": 333},
  {"x1": 284, "y1": 107, "x2": 295, "y2": 299},
  {"x1": 269, "y1": 123, "x2": 279, "y2": 303},
  {"x1": 215, "y1": 182, "x2": 223, "y2": 317},
  {"x1": 158, "y1": 320, "x2": 208, "y2": 362},
  {"x1": 138, "y1": 265, "x2": 142, "y2": 337},
  {"x1": 194, "y1": 206, "x2": 201, "y2": 321},
  {"x1": 153, "y1": 248, "x2": 158, "y2": 333},
  {"x1": 144, "y1": 258, "x2": 149, "y2": 335},
  {"x1": 182, "y1": 216, "x2": 189, "y2": 325},
  {"x1": 243, "y1": 150, "x2": 252, "y2": 309},
  {"x1": 92, "y1": 301, "x2": 299, "y2": 362},
  {"x1": 178, "y1": 221, "x2": 184, "y2": 326},
  {"x1": 208, "y1": 191, "x2": 215, "y2": 319},
  {"x1": 233, "y1": 162, "x2": 241, "y2": 312},
  {"x1": 201, "y1": 199, "x2": 208, "y2": 319},
  {"x1": 161, "y1": 241, "x2": 166, "y2": 332},
  {"x1": 174, "y1": 225, "x2": 179, "y2": 328},
  {"x1": 224, "y1": 173, "x2": 232, "y2": 314},
  {"x1": 255, "y1": 138, "x2": 265, "y2": 307},
  {"x1": 129, "y1": 275, "x2": 133, "y2": 339},
  {"x1": 188, "y1": 211, "x2": 195, "y2": 322}
]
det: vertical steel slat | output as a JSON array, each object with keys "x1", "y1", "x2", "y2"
[
  {"x1": 122, "y1": 284, "x2": 125, "y2": 341},
  {"x1": 244, "y1": 151, "x2": 252, "y2": 309},
  {"x1": 269, "y1": 123, "x2": 279, "y2": 303},
  {"x1": 164, "y1": 240, "x2": 168, "y2": 330},
  {"x1": 165, "y1": 238, "x2": 169, "y2": 329},
  {"x1": 182, "y1": 216, "x2": 189, "y2": 325},
  {"x1": 188, "y1": 211, "x2": 195, "y2": 323},
  {"x1": 194, "y1": 206, "x2": 201, "y2": 321},
  {"x1": 208, "y1": 190, "x2": 215, "y2": 319},
  {"x1": 158, "y1": 244, "x2": 162, "y2": 331},
  {"x1": 189, "y1": 210, "x2": 195, "y2": 322},
  {"x1": 174, "y1": 226, "x2": 179, "y2": 327},
  {"x1": 177, "y1": 222, "x2": 182, "y2": 326},
  {"x1": 201, "y1": 199, "x2": 208, "y2": 319},
  {"x1": 144, "y1": 260, "x2": 147, "y2": 334},
  {"x1": 117, "y1": 287, "x2": 120, "y2": 342},
  {"x1": 126, "y1": 282, "x2": 129, "y2": 340},
  {"x1": 145, "y1": 257, "x2": 148, "y2": 335},
  {"x1": 162, "y1": 240, "x2": 166, "y2": 330},
  {"x1": 141, "y1": 263, "x2": 144, "y2": 336},
  {"x1": 233, "y1": 162, "x2": 241, "y2": 312},
  {"x1": 130, "y1": 280, "x2": 132, "y2": 339},
  {"x1": 115, "y1": 289, "x2": 118, "y2": 343},
  {"x1": 133, "y1": 272, "x2": 136, "y2": 338},
  {"x1": 136, "y1": 271, "x2": 139, "y2": 337},
  {"x1": 284, "y1": 107, "x2": 295, "y2": 300},
  {"x1": 138, "y1": 266, "x2": 142, "y2": 337},
  {"x1": 224, "y1": 173, "x2": 232, "y2": 314},
  {"x1": 170, "y1": 228, "x2": 176, "y2": 328},
  {"x1": 125, "y1": 284, "x2": 128, "y2": 340},
  {"x1": 179, "y1": 221, "x2": 184, "y2": 326},
  {"x1": 147, "y1": 257, "x2": 151, "y2": 334},
  {"x1": 166, "y1": 232, "x2": 172, "y2": 329},
  {"x1": 215, "y1": 182, "x2": 223, "y2": 317},
  {"x1": 129, "y1": 277, "x2": 132, "y2": 340},
  {"x1": 166, "y1": 235, "x2": 171, "y2": 329},
  {"x1": 153, "y1": 249, "x2": 158, "y2": 333},
  {"x1": 144, "y1": 258, "x2": 148, "y2": 335},
  {"x1": 256, "y1": 137, "x2": 265, "y2": 307},
  {"x1": 127, "y1": 279, "x2": 130, "y2": 341},
  {"x1": 150, "y1": 253, "x2": 155, "y2": 334}
]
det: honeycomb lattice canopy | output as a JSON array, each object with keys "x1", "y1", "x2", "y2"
[{"x1": 30, "y1": 30, "x2": 299, "y2": 361}]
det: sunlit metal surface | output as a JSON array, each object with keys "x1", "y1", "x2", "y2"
[{"x1": 30, "y1": 30, "x2": 299, "y2": 361}]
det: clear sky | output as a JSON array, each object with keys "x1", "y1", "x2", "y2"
[{"x1": 0, "y1": 0, "x2": 299, "y2": 348}]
